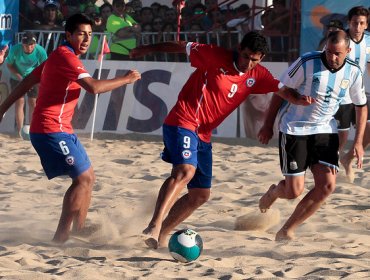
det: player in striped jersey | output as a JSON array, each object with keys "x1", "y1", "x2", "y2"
[
  {"x1": 336, "y1": 6, "x2": 370, "y2": 182},
  {"x1": 258, "y1": 30, "x2": 367, "y2": 241}
]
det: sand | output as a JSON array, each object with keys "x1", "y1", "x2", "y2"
[{"x1": 0, "y1": 132, "x2": 369, "y2": 279}]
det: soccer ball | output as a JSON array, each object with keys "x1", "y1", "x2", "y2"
[
  {"x1": 21, "y1": 125, "x2": 30, "y2": 141},
  {"x1": 168, "y1": 229, "x2": 203, "y2": 262}
]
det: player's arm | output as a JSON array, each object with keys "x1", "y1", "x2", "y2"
[
  {"x1": 130, "y1": 41, "x2": 188, "y2": 59},
  {"x1": 0, "y1": 45, "x2": 8, "y2": 65},
  {"x1": 275, "y1": 85, "x2": 315, "y2": 105},
  {"x1": 0, "y1": 73, "x2": 39, "y2": 122},
  {"x1": 258, "y1": 93, "x2": 283, "y2": 144},
  {"x1": 77, "y1": 70, "x2": 141, "y2": 94},
  {"x1": 351, "y1": 104, "x2": 367, "y2": 168}
]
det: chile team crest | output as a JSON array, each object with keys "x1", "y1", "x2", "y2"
[
  {"x1": 246, "y1": 78, "x2": 255, "y2": 87},
  {"x1": 65, "y1": 156, "x2": 75, "y2": 166},
  {"x1": 182, "y1": 150, "x2": 192, "y2": 159}
]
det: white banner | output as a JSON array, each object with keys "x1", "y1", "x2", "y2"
[{"x1": 2, "y1": 60, "x2": 367, "y2": 139}]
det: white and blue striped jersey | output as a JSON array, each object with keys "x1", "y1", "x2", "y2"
[
  {"x1": 278, "y1": 51, "x2": 367, "y2": 135},
  {"x1": 342, "y1": 31, "x2": 370, "y2": 104}
]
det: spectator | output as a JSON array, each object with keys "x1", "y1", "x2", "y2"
[
  {"x1": 98, "y1": 2, "x2": 112, "y2": 30},
  {"x1": 261, "y1": 0, "x2": 290, "y2": 61},
  {"x1": 61, "y1": 0, "x2": 81, "y2": 18},
  {"x1": 139, "y1": 7, "x2": 154, "y2": 25},
  {"x1": 6, "y1": 31, "x2": 47, "y2": 138},
  {"x1": 152, "y1": 17, "x2": 164, "y2": 34},
  {"x1": 317, "y1": 19, "x2": 344, "y2": 50},
  {"x1": 106, "y1": 0, "x2": 141, "y2": 60},
  {"x1": 150, "y1": 2, "x2": 162, "y2": 18},
  {"x1": 163, "y1": 8, "x2": 178, "y2": 27},
  {"x1": 141, "y1": 23, "x2": 154, "y2": 45},
  {"x1": 33, "y1": 0, "x2": 64, "y2": 31},
  {"x1": 127, "y1": 0, "x2": 143, "y2": 22},
  {"x1": 226, "y1": 4, "x2": 251, "y2": 34}
]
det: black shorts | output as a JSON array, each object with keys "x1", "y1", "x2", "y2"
[
  {"x1": 279, "y1": 132, "x2": 339, "y2": 176},
  {"x1": 335, "y1": 101, "x2": 370, "y2": 130},
  {"x1": 10, "y1": 79, "x2": 37, "y2": 98}
]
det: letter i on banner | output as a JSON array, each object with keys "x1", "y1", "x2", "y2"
[{"x1": 91, "y1": 35, "x2": 110, "y2": 141}]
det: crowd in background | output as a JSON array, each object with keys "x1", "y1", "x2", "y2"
[{"x1": 19, "y1": 0, "x2": 294, "y2": 61}]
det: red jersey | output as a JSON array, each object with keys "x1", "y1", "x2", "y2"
[
  {"x1": 30, "y1": 45, "x2": 91, "y2": 133},
  {"x1": 164, "y1": 42, "x2": 280, "y2": 142}
]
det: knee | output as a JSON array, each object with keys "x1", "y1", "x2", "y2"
[
  {"x1": 318, "y1": 183, "x2": 336, "y2": 198},
  {"x1": 172, "y1": 165, "x2": 196, "y2": 185},
  {"x1": 188, "y1": 190, "x2": 210, "y2": 207},
  {"x1": 285, "y1": 181, "x2": 305, "y2": 199},
  {"x1": 78, "y1": 168, "x2": 95, "y2": 190}
]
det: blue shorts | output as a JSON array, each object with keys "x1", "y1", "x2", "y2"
[
  {"x1": 30, "y1": 132, "x2": 91, "y2": 180},
  {"x1": 161, "y1": 124, "x2": 212, "y2": 189}
]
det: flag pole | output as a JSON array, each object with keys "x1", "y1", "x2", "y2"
[{"x1": 90, "y1": 35, "x2": 107, "y2": 141}]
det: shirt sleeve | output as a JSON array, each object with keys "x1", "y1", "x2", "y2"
[
  {"x1": 254, "y1": 66, "x2": 280, "y2": 94},
  {"x1": 188, "y1": 43, "x2": 228, "y2": 70},
  {"x1": 279, "y1": 56, "x2": 304, "y2": 89},
  {"x1": 56, "y1": 51, "x2": 91, "y2": 81},
  {"x1": 349, "y1": 70, "x2": 367, "y2": 106}
]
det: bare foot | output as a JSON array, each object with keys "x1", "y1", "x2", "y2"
[
  {"x1": 52, "y1": 232, "x2": 69, "y2": 244},
  {"x1": 259, "y1": 184, "x2": 278, "y2": 213},
  {"x1": 142, "y1": 226, "x2": 160, "y2": 249},
  {"x1": 340, "y1": 155, "x2": 354, "y2": 183},
  {"x1": 275, "y1": 228, "x2": 295, "y2": 241}
]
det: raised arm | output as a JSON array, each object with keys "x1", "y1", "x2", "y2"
[
  {"x1": 0, "y1": 73, "x2": 39, "y2": 121},
  {"x1": 77, "y1": 69, "x2": 141, "y2": 94},
  {"x1": 130, "y1": 41, "x2": 188, "y2": 59}
]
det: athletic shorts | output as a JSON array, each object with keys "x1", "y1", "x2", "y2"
[
  {"x1": 10, "y1": 78, "x2": 37, "y2": 98},
  {"x1": 161, "y1": 124, "x2": 212, "y2": 189},
  {"x1": 30, "y1": 132, "x2": 91, "y2": 180},
  {"x1": 279, "y1": 132, "x2": 339, "y2": 176},
  {"x1": 335, "y1": 101, "x2": 370, "y2": 130}
]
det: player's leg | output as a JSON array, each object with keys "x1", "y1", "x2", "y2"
[
  {"x1": 275, "y1": 133, "x2": 338, "y2": 241},
  {"x1": 361, "y1": 99, "x2": 370, "y2": 149},
  {"x1": 143, "y1": 164, "x2": 196, "y2": 248},
  {"x1": 54, "y1": 166, "x2": 95, "y2": 242},
  {"x1": 10, "y1": 79, "x2": 23, "y2": 137},
  {"x1": 27, "y1": 87, "x2": 37, "y2": 124},
  {"x1": 157, "y1": 139, "x2": 212, "y2": 247},
  {"x1": 158, "y1": 188, "x2": 210, "y2": 247},
  {"x1": 30, "y1": 132, "x2": 93, "y2": 243},
  {"x1": 276, "y1": 164, "x2": 336, "y2": 241},
  {"x1": 338, "y1": 104, "x2": 355, "y2": 182},
  {"x1": 15, "y1": 96, "x2": 25, "y2": 137},
  {"x1": 259, "y1": 132, "x2": 307, "y2": 212},
  {"x1": 363, "y1": 122, "x2": 370, "y2": 149},
  {"x1": 143, "y1": 125, "x2": 199, "y2": 248}
]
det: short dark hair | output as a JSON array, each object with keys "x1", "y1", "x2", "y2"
[
  {"x1": 327, "y1": 30, "x2": 350, "y2": 48},
  {"x1": 347, "y1": 6, "x2": 369, "y2": 22},
  {"x1": 240, "y1": 31, "x2": 269, "y2": 55},
  {"x1": 65, "y1": 13, "x2": 93, "y2": 34}
]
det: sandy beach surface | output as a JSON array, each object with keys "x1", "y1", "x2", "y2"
[{"x1": 0, "y1": 132, "x2": 369, "y2": 279}]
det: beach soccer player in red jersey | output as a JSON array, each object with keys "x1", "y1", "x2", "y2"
[
  {"x1": 0, "y1": 13, "x2": 141, "y2": 243},
  {"x1": 130, "y1": 31, "x2": 315, "y2": 249}
]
